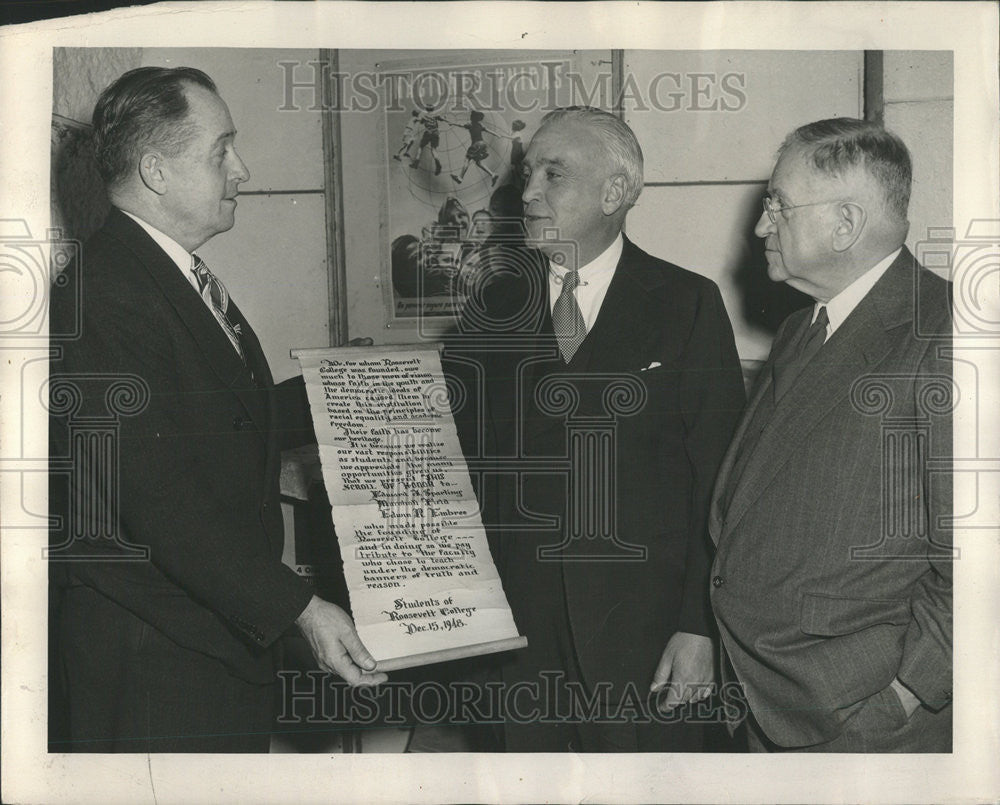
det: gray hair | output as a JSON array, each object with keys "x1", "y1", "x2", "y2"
[
  {"x1": 539, "y1": 106, "x2": 644, "y2": 209},
  {"x1": 779, "y1": 117, "x2": 912, "y2": 223}
]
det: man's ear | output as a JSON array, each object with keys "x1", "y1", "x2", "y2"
[
  {"x1": 138, "y1": 151, "x2": 168, "y2": 196},
  {"x1": 831, "y1": 201, "x2": 866, "y2": 252},
  {"x1": 601, "y1": 173, "x2": 628, "y2": 216}
]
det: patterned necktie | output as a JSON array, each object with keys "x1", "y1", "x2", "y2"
[
  {"x1": 192, "y1": 255, "x2": 247, "y2": 365},
  {"x1": 772, "y1": 305, "x2": 828, "y2": 401},
  {"x1": 552, "y1": 269, "x2": 586, "y2": 363}
]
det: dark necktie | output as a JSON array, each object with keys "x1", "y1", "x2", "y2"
[
  {"x1": 192, "y1": 255, "x2": 247, "y2": 365},
  {"x1": 552, "y1": 269, "x2": 586, "y2": 363},
  {"x1": 772, "y1": 305, "x2": 828, "y2": 401}
]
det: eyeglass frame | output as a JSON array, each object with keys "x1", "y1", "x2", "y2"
[{"x1": 762, "y1": 195, "x2": 846, "y2": 224}]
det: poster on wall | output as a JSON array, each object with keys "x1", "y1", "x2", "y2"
[{"x1": 377, "y1": 53, "x2": 582, "y2": 325}]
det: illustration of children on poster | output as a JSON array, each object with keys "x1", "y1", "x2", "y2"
[{"x1": 380, "y1": 57, "x2": 573, "y2": 321}]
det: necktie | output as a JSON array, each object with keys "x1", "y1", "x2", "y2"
[
  {"x1": 552, "y1": 270, "x2": 586, "y2": 363},
  {"x1": 772, "y1": 305, "x2": 828, "y2": 401},
  {"x1": 192, "y1": 255, "x2": 247, "y2": 365}
]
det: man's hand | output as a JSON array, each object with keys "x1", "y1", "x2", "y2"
[
  {"x1": 295, "y1": 596, "x2": 388, "y2": 686},
  {"x1": 650, "y1": 631, "x2": 716, "y2": 711},
  {"x1": 889, "y1": 676, "x2": 921, "y2": 718}
]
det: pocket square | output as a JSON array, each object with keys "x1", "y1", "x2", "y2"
[{"x1": 640, "y1": 362, "x2": 662, "y2": 371}]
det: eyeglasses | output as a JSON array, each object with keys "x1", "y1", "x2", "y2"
[{"x1": 762, "y1": 196, "x2": 842, "y2": 224}]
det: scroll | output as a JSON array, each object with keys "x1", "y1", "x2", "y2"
[{"x1": 292, "y1": 343, "x2": 526, "y2": 671}]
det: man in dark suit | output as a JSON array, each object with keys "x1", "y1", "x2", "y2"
[
  {"x1": 48, "y1": 66, "x2": 386, "y2": 753},
  {"x1": 445, "y1": 107, "x2": 745, "y2": 751},
  {"x1": 710, "y1": 118, "x2": 953, "y2": 752}
]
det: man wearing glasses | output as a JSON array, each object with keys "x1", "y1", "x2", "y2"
[{"x1": 709, "y1": 118, "x2": 953, "y2": 752}]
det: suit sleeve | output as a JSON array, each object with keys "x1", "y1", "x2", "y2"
[
  {"x1": 61, "y1": 281, "x2": 312, "y2": 648},
  {"x1": 676, "y1": 281, "x2": 746, "y2": 635},
  {"x1": 272, "y1": 374, "x2": 317, "y2": 450},
  {"x1": 440, "y1": 311, "x2": 505, "y2": 564},
  {"x1": 896, "y1": 335, "x2": 953, "y2": 710}
]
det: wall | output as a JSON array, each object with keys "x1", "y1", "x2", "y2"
[
  {"x1": 624, "y1": 50, "x2": 863, "y2": 362},
  {"x1": 881, "y1": 51, "x2": 953, "y2": 259},
  {"x1": 51, "y1": 48, "x2": 142, "y2": 244}
]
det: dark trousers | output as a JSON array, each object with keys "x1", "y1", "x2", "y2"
[
  {"x1": 499, "y1": 553, "x2": 704, "y2": 753},
  {"x1": 53, "y1": 586, "x2": 275, "y2": 752}
]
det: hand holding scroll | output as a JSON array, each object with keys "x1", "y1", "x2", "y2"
[{"x1": 296, "y1": 596, "x2": 389, "y2": 686}]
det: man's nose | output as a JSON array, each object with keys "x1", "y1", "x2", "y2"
[
  {"x1": 230, "y1": 150, "x2": 250, "y2": 184},
  {"x1": 521, "y1": 172, "x2": 541, "y2": 205},
  {"x1": 754, "y1": 210, "x2": 774, "y2": 238}
]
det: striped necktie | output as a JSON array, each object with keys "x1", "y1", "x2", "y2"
[
  {"x1": 192, "y1": 255, "x2": 246, "y2": 365},
  {"x1": 772, "y1": 305, "x2": 828, "y2": 401},
  {"x1": 552, "y1": 269, "x2": 586, "y2": 363}
]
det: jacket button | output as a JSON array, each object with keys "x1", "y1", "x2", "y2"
[
  {"x1": 262, "y1": 502, "x2": 269, "y2": 512},
  {"x1": 712, "y1": 575, "x2": 725, "y2": 588},
  {"x1": 232, "y1": 416, "x2": 245, "y2": 430}
]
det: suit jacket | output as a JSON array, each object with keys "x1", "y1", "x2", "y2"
[
  {"x1": 709, "y1": 248, "x2": 953, "y2": 747},
  {"x1": 49, "y1": 208, "x2": 314, "y2": 684},
  {"x1": 445, "y1": 236, "x2": 745, "y2": 697}
]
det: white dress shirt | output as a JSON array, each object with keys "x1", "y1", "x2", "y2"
[
  {"x1": 122, "y1": 210, "x2": 244, "y2": 357},
  {"x1": 811, "y1": 247, "x2": 901, "y2": 340},
  {"x1": 122, "y1": 210, "x2": 200, "y2": 292},
  {"x1": 547, "y1": 233, "x2": 623, "y2": 331}
]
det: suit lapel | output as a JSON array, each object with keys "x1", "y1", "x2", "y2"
[
  {"x1": 718, "y1": 252, "x2": 916, "y2": 541},
  {"x1": 519, "y1": 269, "x2": 563, "y2": 440},
  {"x1": 105, "y1": 210, "x2": 267, "y2": 439},
  {"x1": 226, "y1": 299, "x2": 271, "y2": 420},
  {"x1": 582, "y1": 239, "x2": 663, "y2": 372},
  {"x1": 708, "y1": 312, "x2": 806, "y2": 544},
  {"x1": 229, "y1": 301, "x2": 282, "y2": 483},
  {"x1": 522, "y1": 237, "x2": 659, "y2": 439}
]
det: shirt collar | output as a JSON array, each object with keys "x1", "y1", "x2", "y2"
[
  {"x1": 549, "y1": 233, "x2": 623, "y2": 279},
  {"x1": 121, "y1": 209, "x2": 196, "y2": 281},
  {"x1": 820, "y1": 247, "x2": 901, "y2": 335}
]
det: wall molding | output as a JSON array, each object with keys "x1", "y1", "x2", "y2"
[{"x1": 320, "y1": 48, "x2": 350, "y2": 347}]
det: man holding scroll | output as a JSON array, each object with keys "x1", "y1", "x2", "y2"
[
  {"x1": 49, "y1": 66, "x2": 385, "y2": 753},
  {"x1": 446, "y1": 107, "x2": 745, "y2": 751}
]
